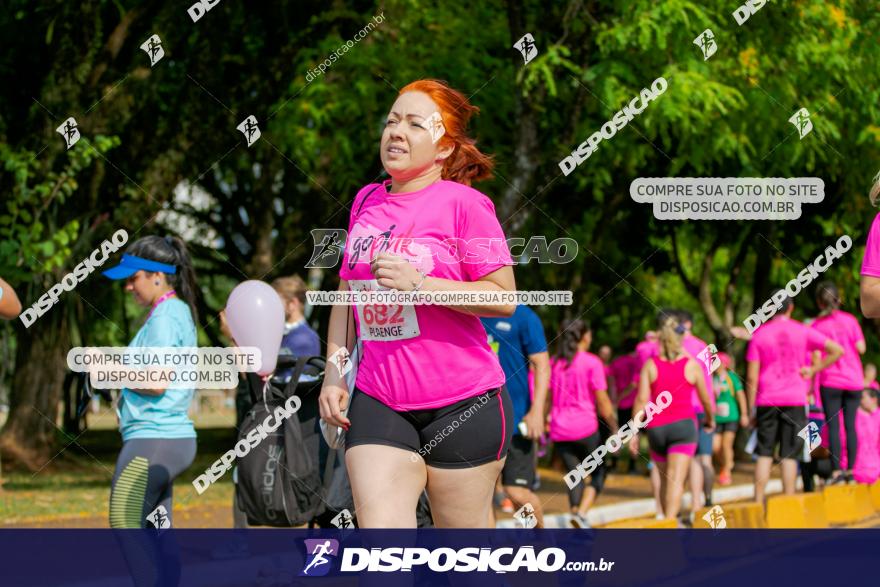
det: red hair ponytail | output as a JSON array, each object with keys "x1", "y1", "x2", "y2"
[{"x1": 398, "y1": 79, "x2": 494, "y2": 186}]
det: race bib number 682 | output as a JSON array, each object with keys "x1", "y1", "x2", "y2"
[{"x1": 348, "y1": 280, "x2": 420, "y2": 341}]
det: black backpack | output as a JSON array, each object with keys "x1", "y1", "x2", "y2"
[{"x1": 235, "y1": 356, "x2": 328, "y2": 527}]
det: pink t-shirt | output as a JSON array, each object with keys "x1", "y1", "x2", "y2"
[
  {"x1": 860, "y1": 212, "x2": 880, "y2": 277},
  {"x1": 339, "y1": 180, "x2": 512, "y2": 410},
  {"x1": 745, "y1": 317, "x2": 829, "y2": 406},
  {"x1": 852, "y1": 408, "x2": 880, "y2": 484},
  {"x1": 636, "y1": 339, "x2": 659, "y2": 368},
  {"x1": 646, "y1": 355, "x2": 697, "y2": 428},
  {"x1": 682, "y1": 333, "x2": 715, "y2": 414},
  {"x1": 609, "y1": 354, "x2": 639, "y2": 408},
  {"x1": 811, "y1": 310, "x2": 865, "y2": 391},
  {"x1": 870, "y1": 380, "x2": 880, "y2": 391},
  {"x1": 549, "y1": 352, "x2": 607, "y2": 441}
]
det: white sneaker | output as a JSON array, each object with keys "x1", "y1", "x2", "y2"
[{"x1": 569, "y1": 513, "x2": 590, "y2": 529}]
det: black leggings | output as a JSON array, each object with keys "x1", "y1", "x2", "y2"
[
  {"x1": 821, "y1": 387, "x2": 861, "y2": 472},
  {"x1": 555, "y1": 432, "x2": 606, "y2": 508}
]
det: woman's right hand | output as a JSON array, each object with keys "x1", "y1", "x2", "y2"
[
  {"x1": 703, "y1": 413, "x2": 715, "y2": 432},
  {"x1": 319, "y1": 380, "x2": 351, "y2": 430}
]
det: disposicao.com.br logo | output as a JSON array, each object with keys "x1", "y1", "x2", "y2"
[
  {"x1": 301, "y1": 539, "x2": 340, "y2": 577},
  {"x1": 299, "y1": 541, "x2": 613, "y2": 574}
]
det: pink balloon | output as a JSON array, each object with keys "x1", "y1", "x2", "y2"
[{"x1": 225, "y1": 280, "x2": 285, "y2": 376}]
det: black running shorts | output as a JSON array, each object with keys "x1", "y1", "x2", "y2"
[
  {"x1": 756, "y1": 405, "x2": 806, "y2": 459},
  {"x1": 500, "y1": 434, "x2": 536, "y2": 488},
  {"x1": 346, "y1": 386, "x2": 513, "y2": 469}
]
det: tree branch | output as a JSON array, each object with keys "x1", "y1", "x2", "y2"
[{"x1": 668, "y1": 225, "x2": 699, "y2": 298}]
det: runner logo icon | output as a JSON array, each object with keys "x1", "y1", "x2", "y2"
[
  {"x1": 426, "y1": 111, "x2": 446, "y2": 144},
  {"x1": 693, "y1": 29, "x2": 716, "y2": 60},
  {"x1": 513, "y1": 33, "x2": 538, "y2": 65},
  {"x1": 789, "y1": 108, "x2": 812, "y2": 139},
  {"x1": 306, "y1": 229, "x2": 347, "y2": 268},
  {"x1": 146, "y1": 505, "x2": 171, "y2": 529},
  {"x1": 301, "y1": 539, "x2": 340, "y2": 576},
  {"x1": 140, "y1": 34, "x2": 164, "y2": 67},
  {"x1": 237, "y1": 115, "x2": 261, "y2": 147},
  {"x1": 798, "y1": 421, "x2": 821, "y2": 451},
  {"x1": 56, "y1": 117, "x2": 80, "y2": 150},
  {"x1": 514, "y1": 503, "x2": 538, "y2": 528},
  {"x1": 331, "y1": 508, "x2": 355, "y2": 529},
  {"x1": 702, "y1": 505, "x2": 727, "y2": 529},
  {"x1": 696, "y1": 344, "x2": 721, "y2": 374}
]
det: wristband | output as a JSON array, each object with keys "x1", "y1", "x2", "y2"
[{"x1": 411, "y1": 269, "x2": 427, "y2": 292}]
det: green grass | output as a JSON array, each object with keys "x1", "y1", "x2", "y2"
[{"x1": 1, "y1": 409, "x2": 239, "y2": 525}]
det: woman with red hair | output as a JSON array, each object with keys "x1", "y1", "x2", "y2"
[{"x1": 319, "y1": 79, "x2": 516, "y2": 528}]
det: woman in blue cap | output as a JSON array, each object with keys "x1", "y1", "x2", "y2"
[{"x1": 102, "y1": 235, "x2": 199, "y2": 528}]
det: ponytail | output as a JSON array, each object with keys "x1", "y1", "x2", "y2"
[
  {"x1": 657, "y1": 313, "x2": 684, "y2": 361},
  {"x1": 442, "y1": 137, "x2": 494, "y2": 186},
  {"x1": 126, "y1": 235, "x2": 200, "y2": 324},
  {"x1": 815, "y1": 281, "x2": 840, "y2": 317},
  {"x1": 555, "y1": 319, "x2": 588, "y2": 368},
  {"x1": 165, "y1": 236, "x2": 199, "y2": 325}
]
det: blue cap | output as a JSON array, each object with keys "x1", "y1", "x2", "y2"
[{"x1": 102, "y1": 254, "x2": 177, "y2": 280}]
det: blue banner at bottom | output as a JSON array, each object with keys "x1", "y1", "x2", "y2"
[{"x1": 0, "y1": 529, "x2": 876, "y2": 586}]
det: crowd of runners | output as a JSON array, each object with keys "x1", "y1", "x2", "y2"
[
  {"x1": 486, "y1": 294, "x2": 880, "y2": 528},
  {"x1": 3, "y1": 79, "x2": 880, "y2": 532}
]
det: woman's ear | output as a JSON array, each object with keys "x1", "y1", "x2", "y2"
[{"x1": 436, "y1": 142, "x2": 455, "y2": 163}]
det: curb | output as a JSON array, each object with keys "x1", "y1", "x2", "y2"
[{"x1": 496, "y1": 480, "x2": 783, "y2": 528}]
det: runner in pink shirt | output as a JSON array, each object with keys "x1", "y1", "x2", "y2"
[
  {"x1": 609, "y1": 348, "x2": 639, "y2": 411},
  {"x1": 635, "y1": 332, "x2": 660, "y2": 369},
  {"x1": 745, "y1": 292, "x2": 843, "y2": 504},
  {"x1": 676, "y1": 309, "x2": 716, "y2": 511},
  {"x1": 859, "y1": 174, "x2": 880, "y2": 317},
  {"x1": 864, "y1": 363, "x2": 879, "y2": 391},
  {"x1": 634, "y1": 313, "x2": 713, "y2": 522},
  {"x1": 548, "y1": 319, "x2": 615, "y2": 527},
  {"x1": 811, "y1": 281, "x2": 867, "y2": 484},
  {"x1": 598, "y1": 344, "x2": 613, "y2": 370},
  {"x1": 609, "y1": 341, "x2": 641, "y2": 473},
  {"x1": 852, "y1": 389, "x2": 880, "y2": 484},
  {"x1": 319, "y1": 80, "x2": 517, "y2": 528},
  {"x1": 801, "y1": 347, "x2": 827, "y2": 492}
]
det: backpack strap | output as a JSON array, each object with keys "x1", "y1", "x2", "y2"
[
  {"x1": 353, "y1": 182, "x2": 384, "y2": 219},
  {"x1": 322, "y1": 447, "x2": 337, "y2": 494},
  {"x1": 280, "y1": 356, "x2": 310, "y2": 400}
]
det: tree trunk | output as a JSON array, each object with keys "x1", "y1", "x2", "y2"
[{"x1": 1, "y1": 308, "x2": 71, "y2": 469}]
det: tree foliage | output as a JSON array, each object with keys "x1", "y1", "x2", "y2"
[{"x1": 0, "y1": 0, "x2": 878, "y2": 464}]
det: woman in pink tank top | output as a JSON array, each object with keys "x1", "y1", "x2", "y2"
[{"x1": 634, "y1": 313, "x2": 713, "y2": 522}]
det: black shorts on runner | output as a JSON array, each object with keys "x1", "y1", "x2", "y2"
[
  {"x1": 647, "y1": 419, "x2": 698, "y2": 462},
  {"x1": 501, "y1": 434, "x2": 536, "y2": 488},
  {"x1": 716, "y1": 421, "x2": 738, "y2": 434},
  {"x1": 346, "y1": 386, "x2": 513, "y2": 469},
  {"x1": 756, "y1": 405, "x2": 806, "y2": 459}
]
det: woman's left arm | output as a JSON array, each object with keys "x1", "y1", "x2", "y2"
[{"x1": 371, "y1": 252, "x2": 516, "y2": 317}]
